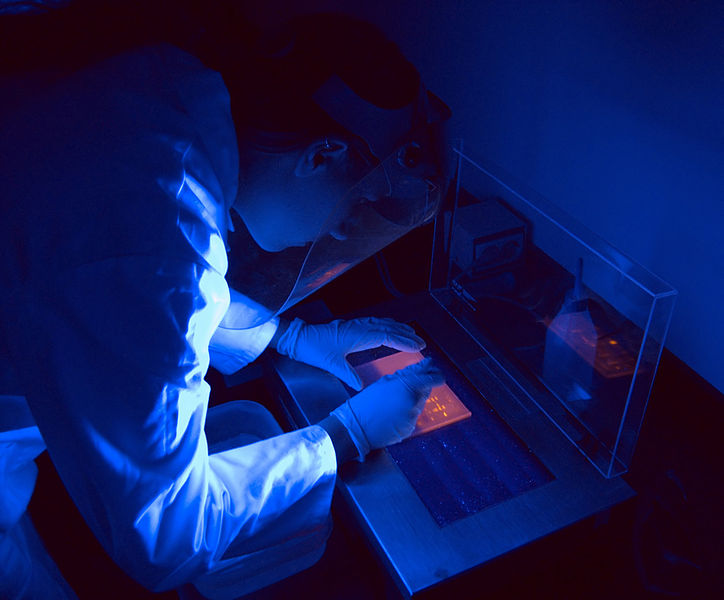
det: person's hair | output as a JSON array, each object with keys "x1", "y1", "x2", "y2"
[
  {"x1": 0, "y1": 2, "x2": 421, "y2": 147},
  {"x1": 231, "y1": 13, "x2": 421, "y2": 144}
]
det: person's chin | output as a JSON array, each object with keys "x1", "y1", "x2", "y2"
[{"x1": 247, "y1": 227, "x2": 303, "y2": 252}]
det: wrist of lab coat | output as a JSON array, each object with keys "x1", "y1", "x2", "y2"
[{"x1": 209, "y1": 318, "x2": 279, "y2": 374}]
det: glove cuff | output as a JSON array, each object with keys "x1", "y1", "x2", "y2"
[
  {"x1": 273, "y1": 317, "x2": 305, "y2": 359},
  {"x1": 330, "y1": 401, "x2": 371, "y2": 462},
  {"x1": 318, "y1": 414, "x2": 359, "y2": 464}
]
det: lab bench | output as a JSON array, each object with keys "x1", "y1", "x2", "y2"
[{"x1": 268, "y1": 294, "x2": 634, "y2": 598}]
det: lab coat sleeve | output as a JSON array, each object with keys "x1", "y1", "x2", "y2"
[{"x1": 3, "y1": 256, "x2": 336, "y2": 592}]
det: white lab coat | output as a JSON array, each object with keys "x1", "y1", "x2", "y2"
[{"x1": 0, "y1": 44, "x2": 336, "y2": 598}]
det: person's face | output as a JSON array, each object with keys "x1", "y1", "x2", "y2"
[{"x1": 234, "y1": 137, "x2": 371, "y2": 252}]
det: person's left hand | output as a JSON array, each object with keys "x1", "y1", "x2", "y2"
[{"x1": 274, "y1": 317, "x2": 425, "y2": 390}]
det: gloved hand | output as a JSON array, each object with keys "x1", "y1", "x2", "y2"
[
  {"x1": 330, "y1": 357, "x2": 444, "y2": 460},
  {"x1": 274, "y1": 317, "x2": 426, "y2": 390}
]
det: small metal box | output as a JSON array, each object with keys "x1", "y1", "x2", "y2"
[{"x1": 450, "y1": 199, "x2": 526, "y2": 273}]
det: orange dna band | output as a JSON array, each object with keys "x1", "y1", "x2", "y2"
[{"x1": 355, "y1": 351, "x2": 471, "y2": 436}]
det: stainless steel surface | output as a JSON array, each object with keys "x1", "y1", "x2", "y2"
[{"x1": 272, "y1": 294, "x2": 634, "y2": 597}]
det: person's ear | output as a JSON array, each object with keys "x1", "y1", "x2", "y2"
[{"x1": 295, "y1": 138, "x2": 348, "y2": 177}]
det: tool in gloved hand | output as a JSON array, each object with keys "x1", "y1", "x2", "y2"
[
  {"x1": 355, "y1": 351, "x2": 471, "y2": 437},
  {"x1": 330, "y1": 357, "x2": 444, "y2": 461}
]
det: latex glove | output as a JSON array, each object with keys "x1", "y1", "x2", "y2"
[
  {"x1": 274, "y1": 317, "x2": 425, "y2": 390},
  {"x1": 331, "y1": 357, "x2": 444, "y2": 460}
]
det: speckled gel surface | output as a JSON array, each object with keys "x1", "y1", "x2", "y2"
[{"x1": 387, "y1": 408, "x2": 553, "y2": 526}]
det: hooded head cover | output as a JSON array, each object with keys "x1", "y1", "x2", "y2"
[{"x1": 224, "y1": 14, "x2": 451, "y2": 329}]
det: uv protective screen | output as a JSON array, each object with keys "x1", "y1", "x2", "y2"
[{"x1": 223, "y1": 141, "x2": 448, "y2": 329}]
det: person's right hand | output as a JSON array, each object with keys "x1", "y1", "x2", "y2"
[{"x1": 331, "y1": 357, "x2": 444, "y2": 460}]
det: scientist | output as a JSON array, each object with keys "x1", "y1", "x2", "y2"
[{"x1": 0, "y1": 5, "x2": 450, "y2": 599}]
